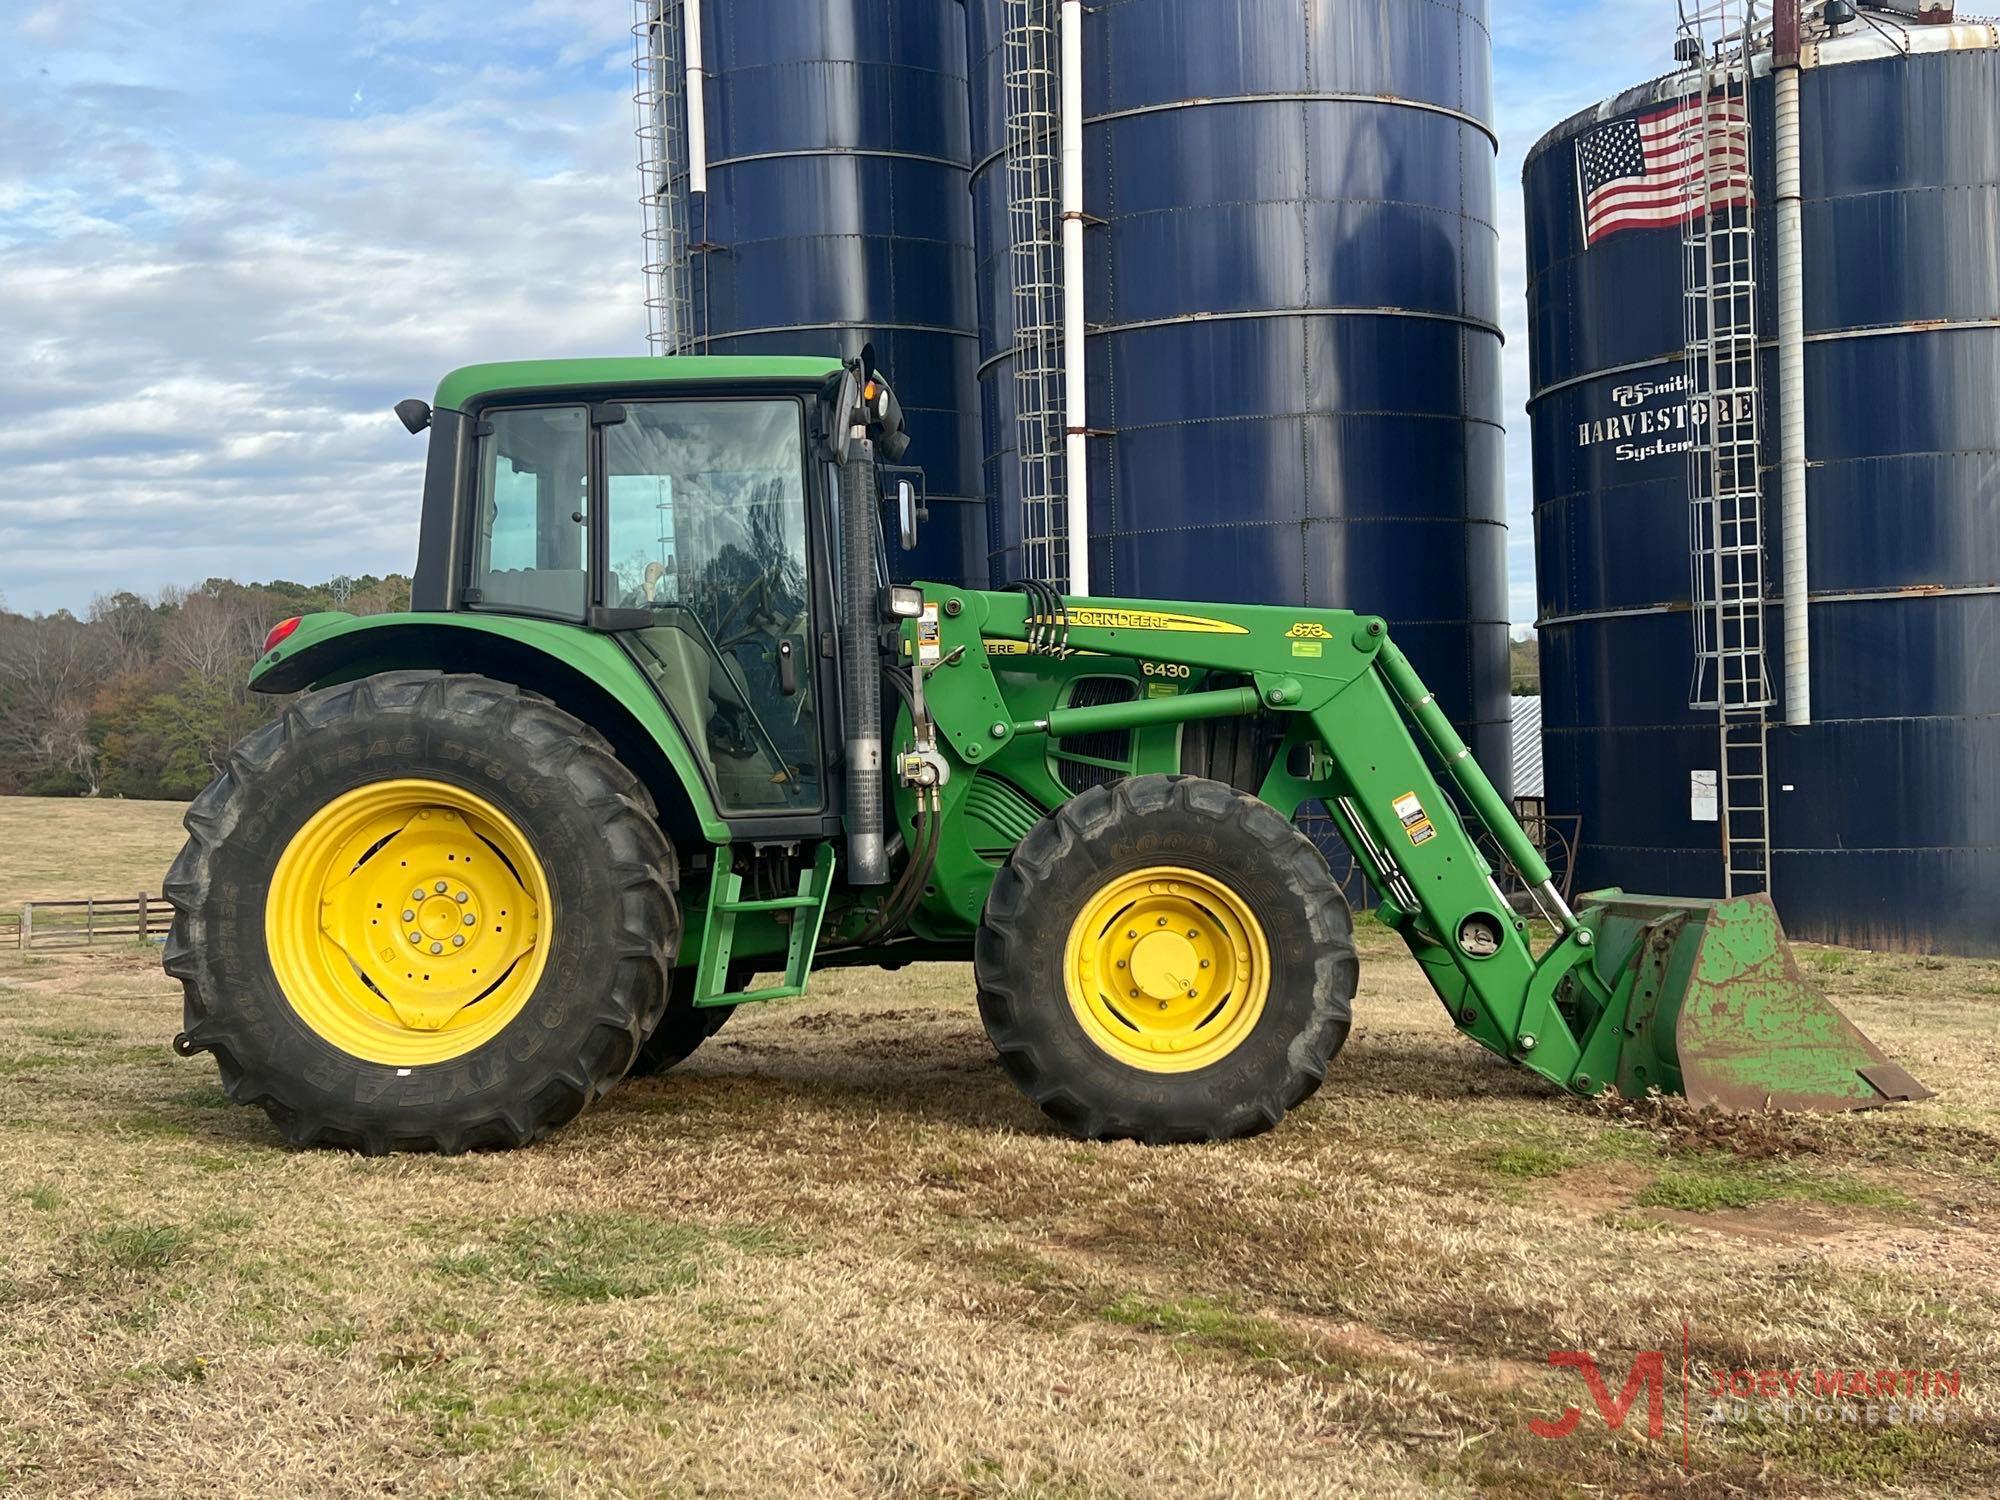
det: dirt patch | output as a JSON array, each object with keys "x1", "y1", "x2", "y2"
[
  {"x1": 1547, "y1": 1160, "x2": 1654, "y2": 1218},
  {"x1": 1587, "y1": 1093, "x2": 1833, "y2": 1160},
  {"x1": 787, "y1": 1006, "x2": 933, "y2": 1033},
  {"x1": 1648, "y1": 1202, "x2": 1854, "y2": 1243}
]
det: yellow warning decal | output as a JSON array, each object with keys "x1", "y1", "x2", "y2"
[
  {"x1": 1057, "y1": 607, "x2": 1246, "y2": 634},
  {"x1": 1392, "y1": 789, "x2": 1436, "y2": 847},
  {"x1": 1284, "y1": 621, "x2": 1332, "y2": 640}
]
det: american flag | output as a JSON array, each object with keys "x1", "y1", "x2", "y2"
[{"x1": 1576, "y1": 94, "x2": 1750, "y2": 246}]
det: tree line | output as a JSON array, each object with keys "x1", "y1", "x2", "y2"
[{"x1": 0, "y1": 576, "x2": 410, "y2": 800}]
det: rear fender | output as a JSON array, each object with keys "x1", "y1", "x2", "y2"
[{"x1": 249, "y1": 611, "x2": 728, "y2": 848}]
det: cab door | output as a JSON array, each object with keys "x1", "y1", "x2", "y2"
[{"x1": 597, "y1": 396, "x2": 828, "y2": 819}]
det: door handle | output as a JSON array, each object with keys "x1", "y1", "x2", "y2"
[{"x1": 777, "y1": 638, "x2": 798, "y2": 697}]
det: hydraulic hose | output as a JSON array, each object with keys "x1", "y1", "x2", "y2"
[{"x1": 848, "y1": 668, "x2": 938, "y2": 946}]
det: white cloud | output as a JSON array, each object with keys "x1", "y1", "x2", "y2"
[
  {"x1": 17, "y1": 3, "x2": 71, "y2": 45},
  {"x1": 0, "y1": 4, "x2": 645, "y2": 613}
]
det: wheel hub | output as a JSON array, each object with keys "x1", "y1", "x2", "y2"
[
  {"x1": 1062, "y1": 866, "x2": 1270, "y2": 1072},
  {"x1": 268, "y1": 779, "x2": 549, "y2": 1064},
  {"x1": 1129, "y1": 930, "x2": 1198, "y2": 1000}
]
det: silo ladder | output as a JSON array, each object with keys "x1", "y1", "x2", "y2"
[{"x1": 1678, "y1": 0, "x2": 1774, "y2": 897}]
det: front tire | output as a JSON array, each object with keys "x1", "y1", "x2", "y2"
[
  {"x1": 975, "y1": 775, "x2": 1357, "y2": 1143},
  {"x1": 163, "y1": 671, "x2": 678, "y2": 1153}
]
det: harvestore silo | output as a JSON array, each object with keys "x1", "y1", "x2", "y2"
[
  {"x1": 1525, "y1": 6, "x2": 2000, "y2": 954},
  {"x1": 965, "y1": 0, "x2": 1513, "y2": 787},
  {"x1": 634, "y1": 0, "x2": 988, "y2": 586}
]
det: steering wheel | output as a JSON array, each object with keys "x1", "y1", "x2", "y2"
[{"x1": 706, "y1": 567, "x2": 781, "y2": 653}]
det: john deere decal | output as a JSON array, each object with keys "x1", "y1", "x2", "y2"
[{"x1": 1064, "y1": 608, "x2": 1249, "y2": 635}]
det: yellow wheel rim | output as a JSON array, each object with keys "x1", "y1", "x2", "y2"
[
  {"x1": 265, "y1": 778, "x2": 551, "y2": 1066},
  {"x1": 1062, "y1": 864, "x2": 1270, "y2": 1073}
]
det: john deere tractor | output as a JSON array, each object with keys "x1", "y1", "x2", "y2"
[{"x1": 163, "y1": 354, "x2": 1927, "y2": 1153}]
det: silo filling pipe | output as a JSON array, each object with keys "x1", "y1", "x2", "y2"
[
  {"x1": 1775, "y1": 1, "x2": 1811, "y2": 725},
  {"x1": 685, "y1": 0, "x2": 707, "y2": 193},
  {"x1": 1060, "y1": 0, "x2": 1090, "y2": 595}
]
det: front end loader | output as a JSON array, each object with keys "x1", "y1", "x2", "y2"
[{"x1": 163, "y1": 355, "x2": 1926, "y2": 1153}]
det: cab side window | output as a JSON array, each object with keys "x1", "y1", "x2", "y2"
[{"x1": 470, "y1": 406, "x2": 588, "y2": 619}]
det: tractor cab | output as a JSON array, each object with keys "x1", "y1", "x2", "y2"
[{"x1": 392, "y1": 354, "x2": 915, "y2": 840}]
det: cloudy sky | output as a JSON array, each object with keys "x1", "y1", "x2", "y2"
[{"x1": 0, "y1": 0, "x2": 1678, "y2": 623}]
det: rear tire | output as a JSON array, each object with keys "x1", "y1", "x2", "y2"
[
  {"x1": 163, "y1": 671, "x2": 678, "y2": 1154},
  {"x1": 627, "y1": 972, "x2": 743, "y2": 1078},
  {"x1": 975, "y1": 774, "x2": 1356, "y2": 1143}
]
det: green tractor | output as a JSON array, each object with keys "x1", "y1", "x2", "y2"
[{"x1": 163, "y1": 354, "x2": 1927, "y2": 1153}]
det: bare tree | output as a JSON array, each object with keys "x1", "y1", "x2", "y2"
[
  {"x1": 161, "y1": 588, "x2": 264, "y2": 685},
  {"x1": 0, "y1": 614, "x2": 109, "y2": 793},
  {"x1": 90, "y1": 590, "x2": 159, "y2": 672}
]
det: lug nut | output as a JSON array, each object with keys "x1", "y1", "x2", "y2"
[
  {"x1": 1187, "y1": 929, "x2": 1198, "y2": 938},
  {"x1": 1157, "y1": 917, "x2": 1168, "y2": 927},
  {"x1": 1127, "y1": 930, "x2": 1138, "y2": 939},
  {"x1": 454, "y1": 890, "x2": 469, "y2": 904},
  {"x1": 1128, "y1": 989, "x2": 1139, "y2": 999},
  {"x1": 452, "y1": 934, "x2": 465, "y2": 948},
  {"x1": 1115, "y1": 959, "x2": 1126, "y2": 969},
  {"x1": 435, "y1": 881, "x2": 448, "y2": 894},
  {"x1": 412, "y1": 888, "x2": 425, "y2": 903},
  {"x1": 408, "y1": 932, "x2": 423, "y2": 945},
  {"x1": 430, "y1": 941, "x2": 443, "y2": 955},
  {"x1": 1159, "y1": 1001, "x2": 1170, "y2": 1011},
  {"x1": 463, "y1": 913, "x2": 476, "y2": 926},
  {"x1": 402, "y1": 909, "x2": 416, "y2": 922},
  {"x1": 1186, "y1": 989, "x2": 1198, "y2": 999},
  {"x1": 1199, "y1": 959, "x2": 1211, "y2": 969}
]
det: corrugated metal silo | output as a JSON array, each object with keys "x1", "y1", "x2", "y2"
[
  {"x1": 1526, "y1": 17, "x2": 2000, "y2": 954},
  {"x1": 683, "y1": 0, "x2": 988, "y2": 586},
  {"x1": 966, "y1": 0, "x2": 1512, "y2": 787}
]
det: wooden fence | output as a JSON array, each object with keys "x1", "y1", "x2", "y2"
[{"x1": 6, "y1": 895, "x2": 171, "y2": 950}]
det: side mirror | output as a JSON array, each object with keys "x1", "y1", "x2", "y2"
[
  {"x1": 394, "y1": 398, "x2": 432, "y2": 435},
  {"x1": 896, "y1": 477, "x2": 919, "y2": 551}
]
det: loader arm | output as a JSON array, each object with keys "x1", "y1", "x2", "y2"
[{"x1": 903, "y1": 586, "x2": 1927, "y2": 1110}]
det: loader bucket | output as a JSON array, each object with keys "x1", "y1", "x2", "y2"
[{"x1": 1579, "y1": 892, "x2": 1931, "y2": 1111}]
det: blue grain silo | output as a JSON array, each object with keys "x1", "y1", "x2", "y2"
[
  {"x1": 1525, "y1": 13, "x2": 2000, "y2": 953},
  {"x1": 644, "y1": 0, "x2": 988, "y2": 587},
  {"x1": 965, "y1": 0, "x2": 1512, "y2": 788}
]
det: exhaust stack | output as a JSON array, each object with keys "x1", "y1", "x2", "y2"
[{"x1": 831, "y1": 357, "x2": 893, "y2": 885}]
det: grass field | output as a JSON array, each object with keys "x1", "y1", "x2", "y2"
[
  {"x1": 0, "y1": 796, "x2": 189, "y2": 909},
  {"x1": 1, "y1": 798, "x2": 1997, "y2": 1497}
]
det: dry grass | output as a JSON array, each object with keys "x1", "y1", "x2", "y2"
[
  {"x1": 0, "y1": 801, "x2": 1998, "y2": 1497},
  {"x1": 0, "y1": 795, "x2": 189, "y2": 907}
]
